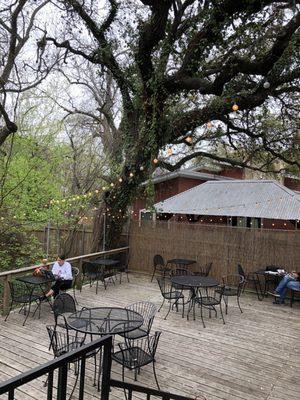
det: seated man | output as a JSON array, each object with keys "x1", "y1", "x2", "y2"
[
  {"x1": 271, "y1": 271, "x2": 300, "y2": 304},
  {"x1": 42, "y1": 254, "x2": 73, "y2": 300}
]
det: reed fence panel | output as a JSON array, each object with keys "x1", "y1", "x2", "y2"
[{"x1": 128, "y1": 220, "x2": 300, "y2": 280}]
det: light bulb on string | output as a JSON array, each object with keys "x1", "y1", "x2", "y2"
[
  {"x1": 139, "y1": 166, "x2": 144, "y2": 171},
  {"x1": 207, "y1": 121, "x2": 213, "y2": 129},
  {"x1": 232, "y1": 103, "x2": 239, "y2": 111},
  {"x1": 118, "y1": 177, "x2": 123, "y2": 183},
  {"x1": 263, "y1": 81, "x2": 270, "y2": 89},
  {"x1": 129, "y1": 172, "x2": 134, "y2": 178},
  {"x1": 153, "y1": 158, "x2": 158, "y2": 164},
  {"x1": 167, "y1": 148, "x2": 173, "y2": 156},
  {"x1": 110, "y1": 183, "x2": 114, "y2": 187},
  {"x1": 185, "y1": 136, "x2": 193, "y2": 143}
]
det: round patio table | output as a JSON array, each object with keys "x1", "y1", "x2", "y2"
[
  {"x1": 167, "y1": 258, "x2": 196, "y2": 269},
  {"x1": 67, "y1": 306, "x2": 143, "y2": 336},
  {"x1": 171, "y1": 275, "x2": 218, "y2": 288}
]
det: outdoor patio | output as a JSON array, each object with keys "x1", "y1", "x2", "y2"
[{"x1": 0, "y1": 273, "x2": 299, "y2": 400}]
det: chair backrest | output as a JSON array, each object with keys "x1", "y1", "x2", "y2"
[
  {"x1": 153, "y1": 254, "x2": 165, "y2": 267},
  {"x1": 265, "y1": 265, "x2": 280, "y2": 272},
  {"x1": 237, "y1": 264, "x2": 245, "y2": 278},
  {"x1": 8, "y1": 281, "x2": 33, "y2": 300},
  {"x1": 53, "y1": 293, "x2": 76, "y2": 320},
  {"x1": 120, "y1": 331, "x2": 162, "y2": 366},
  {"x1": 72, "y1": 266, "x2": 79, "y2": 277},
  {"x1": 46, "y1": 324, "x2": 83, "y2": 358},
  {"x1": 222, "y1": 274, "x2": 244, "y2": 293},
  {"x1": 198, "y1": 285, "x2": 225, "y2": 303},
  {"x1": 126, "y1": 301, "x2": 157, "y2": 334},
  {"x1": 171, "y1": 268, "x2": 192, "y2": 276},
  {"x1": 82, "y1": 261, "x2": 99, "y2": 276},
  {"x1": 204, "y1": 262, "x2": 213, "y2": 276},
  {"x1": 157, "y1": 277, "x2": 174, "y2": 297}
]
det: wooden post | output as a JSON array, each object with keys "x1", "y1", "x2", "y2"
[
  {"x1": 2, "y1": 274, "x2": 11, "y2": 316},
  {"x1": 77, "y1": 258, "x2": 83, "y2": 291}
]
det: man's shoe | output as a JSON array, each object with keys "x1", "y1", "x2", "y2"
[
  {"x1": 39, "y1": 295, "x2": 47, "y2": 302},
  {"x1": 268, "y1": 291, "x2": 280, "y2": 297}
]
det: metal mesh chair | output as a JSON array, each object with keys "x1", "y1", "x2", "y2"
[
  {"x1": 71, "y1": 266, "x2": 79, "y2": 303},
  {"x1": 4, "y1": 281, "x2": 41, "y2": 326},
  {"x1": 114, "y1": 251, "x2": 130, "y2": 284},
  {"x1": 157, "y1": 277, "x2": 184, "y2": 319},
  {"x1": 219, "y1": 274, "x2": 244, "y2": 314},
  {"x1": 190, "y1": 286, "x2": 225, "y2": 328},
  {"x1": 120, "y1": 301, "x2": 157, "y2": 340},
  {"x1": 237, "y1": 264, "x2": 262, "y2": 300},
  {"x1": 81, "y1": 261, "x2": 100, "y2": 293},
  {"x1": 151, "y1": 255, "x2": 171, "y2": 282},
  {"x1": 112, "y1": 331, "x2": 162, "y2": 389},
  {"x1": 194, "y1": 262, "x2": 213, "y2": 277},
  {"x1": 170, "y1": 268, "x2": 193, "y2": 291}
]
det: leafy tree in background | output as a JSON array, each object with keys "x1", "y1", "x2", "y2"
[{"x1": 43, "y1": 0, "x2": 299, "y2": 247}]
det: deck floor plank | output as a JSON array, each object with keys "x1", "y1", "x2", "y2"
[{"x1": 0, "y1": 273, "x2": 299, "y2": 400}]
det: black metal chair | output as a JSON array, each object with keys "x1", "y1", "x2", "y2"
[
  {"x1": 112, "y1": 331, "x2": 162, "y2": 389},
  {"x1": 170, "y1": 268, "x2": 193, "y2": 291},
  {"x1": 237, "y1": 264, "x2": 263, "y2": 301},
  {"x1": 157, "y1": 277, "x2": 184, "y2": 319},
  {"x1": 190, "y1": 285, "x2": 225, "y2": 328},
  {"x1": 194, "y1": 262, "x2": 213, "y2": 277},
  {"x1": 114, "y1": 251, "x2": 130, "y2": 284},
  {"x1": 81, "y1": 261, "x2": 100, "y2": 294},
  {"x1": 53, "y1": 293, "x2": 88, "y2": 333},
  {"x1": 219, "y1": 274, "x2": 244, "y2": 314},
  {"x1": 4, "y1": 281, "x2": 41, "y2": 326},
  {"x1": 47, "y1": 317, "x2": 97, "y2": 387},
  {"x1": 151, "y1": 255, "x2": 172, "y2": 282},
  {"x1": 120, "y1": 301, "x2": 157, "y2": 340}
]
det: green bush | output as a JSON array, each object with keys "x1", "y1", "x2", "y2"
[{"x1": 0, "y1": 219, "x2": 44, "y2": 272}]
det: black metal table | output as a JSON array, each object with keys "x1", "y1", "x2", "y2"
[
  {"x1": 167, "y1": 258, "x2": 196, "y2": 269},
  {"x1": 254, "y1": 269, "x2": 282, "y2": 298},
  {"x1": 90, "y1": 259, "x2": 120, "y2": 267},
  {"x1": 15, "y1": 275, "x2": 55, "y2": 321},
  {"x1": 67, "y1": 307, "x2": 143, "y2": 336},
  {"x1": 67, "y1": 307, "x2": 143, "y2": 390},
  {"x1": 171, "y1": 275, "x2": 218, "y2": 288}
]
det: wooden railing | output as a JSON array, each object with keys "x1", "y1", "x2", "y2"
[{"x1": 0, "y1": 246, "x2": 129, "y2": 315}]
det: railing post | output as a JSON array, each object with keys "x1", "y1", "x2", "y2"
[
  {"x1": 57, "y1": 364, "x2": 68, "y2": 400},
  {"x1": 77, "y1": 258, "x2": 83, "y2": 291},
  {"x1": 2, "y1": 274, "x2": 11, "y2": 315},
  {"x1": 101, "y1": 337, "x2": 112, "y2": 400}
]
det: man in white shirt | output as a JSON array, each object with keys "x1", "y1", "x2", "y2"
[{"x1": 43, "y1": 255, "x2": 73, "y2": 299}]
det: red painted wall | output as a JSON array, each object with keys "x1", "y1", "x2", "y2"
[{"x1": 283, "y1": 177, "x2": 300, "y2": 192}]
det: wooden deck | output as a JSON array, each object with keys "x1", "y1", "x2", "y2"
[{"x1": 0, "y1": 273, "x2": 299, "y2": 400}]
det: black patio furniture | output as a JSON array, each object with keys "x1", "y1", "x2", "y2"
[
  {"x1": 156, "y1": 277, "x2": 185, "y2": 320},
  {"x1": 120, "y1": 301, "x2": 157, "y2": 340},
  {"x1": 4, "y1": 281, "x2": 41, "y2": 326},
  {"x1": 194, "y1": 262, "x2": 213, "y2": 277},
  {"x1": 167, "y1": 258, "x2": 196, "y2": 270},
  {"x1": 71, "y1": 266, "x2": 79, "y2": 303},
  {"x1": 237, "y1": 264, "x2": 263, "y2": 301},
  {"x1": 192, "y1": 285, "x2": 225, "y2": 328},
  {"x1": 112, "y1": 331, "x2": 162, "y2": 389},
  {"x1": 114, "y1": 251, "x2": 130, "y2": 283},
  {"x1": 67, "y1": 306, "x2": 144, "y2": 390},
  {"x1": 170, "y1": 268, "x2": 193, "y2": 291},
  {"x1": 46, "y1": 323, "x2": 98, "y2": 389},
  {"x1": 90, "y1": 258, "x2": 120, "y2": 289},
  {"x1": 67, "y1": 307, "x2": 144, "y2": 336},
  {"x1": 81, "y1": 261, "x2": 100, "y2": 293},
  {"x1": 218, "y1": 274, "x2": 244, "y2": 314},
  {"x1": 170, "y1": 275, "x2": 219, "y2": 325},
  {"x1": 290, "y1": 288, "x2": 300, "y2": 307},
  {"x1": 151, "y1": 254, "x2": 171, "y2": 282}
]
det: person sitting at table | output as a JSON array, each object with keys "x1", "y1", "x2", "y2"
[
  {"x1": 270, "y1": 271, "x2": 300, "y2": 304},
  {"x1": 41, "y1": 254, "x2": 73, "y2": 300}
]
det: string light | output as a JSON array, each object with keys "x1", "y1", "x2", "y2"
[
  {"x1": 167, "y1": 148, "x2": 173, "y2": 156},
  {"x1": 139, "y1": 166, "x2": 144, "y2": 171},
  {"x1": 232, "y1": 103, "x2": 239, "y2": 111},
  {"x1": 119, "y1": 178, "x2": 123, "y2": 182},
  {"x1": 129, "y1": 172, "x2": 134, "y2": 178},
  {"x1": 263, "y1": 81, "x2": 270, "y2": 89},
  {"x1": 153, "y1": 158, "x2": 158, "y2": 164},
  {"x1": 185, "y1": 136, "x2": 193, "y2": 143},
  {"x1": 207, "y1": 121, "x2": 213, "y2": 129}
]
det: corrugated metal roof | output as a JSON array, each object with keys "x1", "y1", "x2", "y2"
[
  {"x1": 142, "y1": 167, "x2": 235, "y2": 186},
  {"x1": 154, "y1": 180, "x2": 300, "y2": 220}
]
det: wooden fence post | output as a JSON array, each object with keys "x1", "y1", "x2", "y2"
[
  {"x1": 2, "y1": 274, "x2": 11, "y2": 316},
  {"x1": 77, "y1": 258, "x2": 83, "y2": 291}
]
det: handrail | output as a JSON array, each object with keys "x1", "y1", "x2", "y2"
[
  {"x1": 0, "y1": 335, "x2": 113, "y2": 400},
  {"x1": 110, "y1": 379, "x2": 202, "y2": 400},
  {"x1": 0, "y1": 246, "x2": 129, "y2": 314},
  {"x1": 0, "y1": 246, "x2": 129, "y2": 278}
]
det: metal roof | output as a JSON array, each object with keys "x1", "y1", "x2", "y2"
[
  {"x1": 154, "y1": 180, "x2": 300, "y2": 220},
  {"x1": 143, "y1": 166, "x2": 234, "y2": 186}
]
